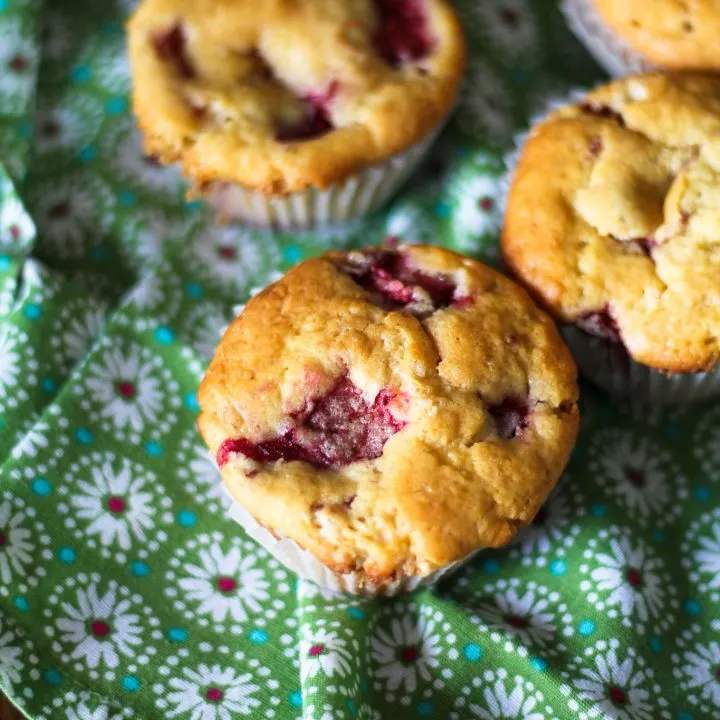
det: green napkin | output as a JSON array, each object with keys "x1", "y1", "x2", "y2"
[{"x1": 0, "y1": 0, "x2": 718, "y2": 718}]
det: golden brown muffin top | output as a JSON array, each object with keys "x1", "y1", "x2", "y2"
[
  {"x1": 198, "y1": 245, "x2": 579, "y2": 589},
  {"x1": 503, "y1": 73, "x2": 720, "y2": 374},
  {"x1": 594, "y1": 0, "x2": 720, "y2": 70},
  {"x1": 127, "y1": 0, "x2": 466, "y2": 194}
]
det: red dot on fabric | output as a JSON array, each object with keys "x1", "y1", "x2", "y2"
[
  {"x1": 216, "y1": 576, "x2": 237, "y2": 593},
  {"x1": 117, "y1": 381, "x2": 135, "y2": 398},
  {"x1": 626, "y1": 568, "x2": 643, "y2": 588},
  {"x1": 91, "y1": 620, "x2": 111, "y2": 638},
  {"x1": 106, "y1": 496, "x2": 126, "y2": 514},
  {"x1": 9, "y1": 55, "x2": 29, "y2": 72},
  {"x1": 205, "y1": 687, "x2": 224, "y2": 703},
  {"x1": 506, "y1": 614, "x2": 528, "y2": 629}
]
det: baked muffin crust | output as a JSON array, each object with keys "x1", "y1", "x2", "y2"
[
  {"x1": 594, "y1": 0, "x2": 720, "y2": 70},
  {"x1": 198, "y1": 246, "x2": 579, "y2": 587},
  {"x1": 503, "y1": 73, "x2": 720, "y2": 374},
  {"x1": 127, "y1": 0, "x2": 466, "y2": 194}
]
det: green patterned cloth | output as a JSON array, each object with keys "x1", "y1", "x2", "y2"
[{"x1": 0, "y1": 1, "x2": 718, "y2": 718}]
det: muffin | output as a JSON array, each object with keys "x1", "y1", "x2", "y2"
[
  {"x1": 198, "y1": 245, "x2": 579, "y2": 595},
  {"x1": 503, "y1": 72, "x2": 720, "y2": 404},
  {"x1": 127, "y1": 0, "x2": 466, "y2": 229},
  {"x1": 563, "y1": 0, "x2": 720, "y2": 76}
]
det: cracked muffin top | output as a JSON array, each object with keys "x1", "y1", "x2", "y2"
[
  {"x1": 594, "y1": 0, "x2": 720, "y2": 70},
  {"x1": 198, "y1": 245, "x2": 579, "y2": 587},
  {"x1": 127, "y1": 0, "x2": 466, "y2": 194},
  {"x1": 503, "y1": 73, "x2": 720, "y2": 374}
]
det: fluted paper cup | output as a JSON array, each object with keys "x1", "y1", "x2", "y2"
[
  {"x1": 223, "y1": 489, "x2": 482, "y2": 596},
  {"x1": 561, "y1": 326, "x2": 720, "y2": 405},
  {"x1": 206, "y1": 127, "x2": 443, "y2": 230}
]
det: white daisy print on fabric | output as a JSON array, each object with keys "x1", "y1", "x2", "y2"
[
  {"x1": 83, "y1": 33, "x2": 130, "y2": 95},
  {"x1": 0, "y1": 18, "x2": 38, "y2": 110},
  {"x1": 0, "y1": 492, "x2": 50, "y2": 598},
  {"x1": 9, "y1": 256, "x2": 52, "y2": 304},
  {"x1": 58, "y1": 451, "x2": 172, "y2": 562},
  {"x1": 183, "y1": 224, "x2": 280, "y2": 294},
  {"x1": 0, "y1": 614, "x2": 24, "y2": 694},
  {"x1": 588, "y1": 429, "x2": 684, "y2": 524},
  {"x1": 511, "y1": 478, "x2": 583, "y2": 565},
  {"x1": 301, "y1": 622, "x2": 356, "y2": 682},
  {"x1": 51, "y1": 580, "x2": 153, "y2": 672},
  {"x1": 682, "y1": 509, "x2": 720, "y2": 602},
  {"x1": 561, "y1": 639, "x2": 670, "y2": 720},
  {"x1": 0, "y1": 325, "x2": 27, "y2": 408},
  {"x1": 123, "y1": 271, "x2": 182, "y2": 321},
  {"x1": 165, "y1": 532, "x2": 288, "y2": 632},
  {"x1": 101, "y1": 119, "x2": 184, "y2": 198},
  {"x1": 674, "y1": 640, "x2": 720, "y2": 711},
  {"x1": 155, "y1": 663, "x2": 261, "y2": 719},
  {"x1": 176, "y1": 430, "x2": 225, "y2": 514},
  {"x1": 84, "y1": 344, "x2": 163, "y2": 432},
  {"x1": 37, "y1": 690, "x2": 133, "y2": 720},
  {"x1": 356, "y1": 708, "x2": 382, "y2": 720},
  {"x1": 460, "y1": 670, "x2": 551, "y2": 720},
  {"x1": 469, "y1": 0, "x2": 539, "y2": 62},
  {"x1": 456, "y1": 59, "x2": 513, "y2": 144},
  {"x1": 472, "y1": 581, "x2": 572, "y2": 654},
  {"x1": 692, "y1": 403, "x2": 720, "y2": 477},
  {"x1": 450, "y1": 172, "x2": 503, "y2": 251},
  {"x1": 0, "y1": 497, "x2": 34, "y2": 586},
  {"x1": 580, "y1": 526, "x2": 678, "y2": 633},
  {"x1": 0, "y1": 127, "x2": 25, "y2": 184},
  {"x1": 384, "y1": 203, "x2": 439, "y2": 246},
  {"x1": 50, "y1": 300, "x2": 107, "y2": 371},
  {"x1": 118, "y1": 205, "x2": 193, "y2": 266},
  {"x1": 65, "y1": 700, "x2": 130, "y2": 720},
  {"x1": 10, "y1": 418, "x2": 51, "y2": 460},
  {"x1": 176, "y1": 541, "x2": 270, "y2": 623},
  {"x1": 371, "y1": 611, "x2": 442, "y2": 693},
  {"x1": 119, "y1": 216, "x2": 167, "y2": 266},
  {"x1": 79, "y1": 338, "x2": 179, "y2": 442},
  {"x1": 0, "y1": 190, "x2": 35, "y2": 251},
  {"x1": 29, "y1": 172, "x2": 115, "y2": 259},
  {"x1": 33, "y1": 94, "x2": 103, "y2": 156},
  {"x1": 181, "y1": 301, "x2": 232, "y2": 362}
]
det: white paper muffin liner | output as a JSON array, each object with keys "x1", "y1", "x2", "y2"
[
  {"x1": 206, "y1": 127, "x2": 442, "y2": 230},
  {"x1": 561, "y1": 327, "x2": 720, "y2": 405},
  {"x1": 223, "y1": 488, "x2": 482, "y2": 596},
  {"x1": 561, "y1": 0, "x2": 657, "y2": 77},
  {"x1": 502, "y1": 88, "x2": 720, "y2": 406}
]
